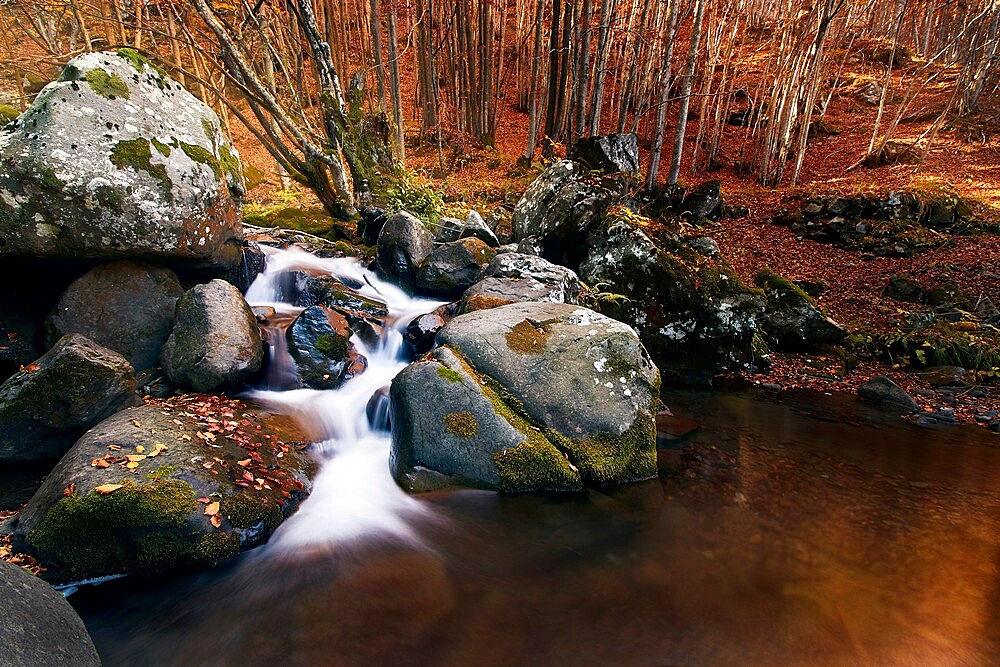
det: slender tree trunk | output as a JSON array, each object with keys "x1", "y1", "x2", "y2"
[{"x1": 668, "y1": 0, "x2": 705, "y2": 189}]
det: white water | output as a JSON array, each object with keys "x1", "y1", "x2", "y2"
[{"x1": 244, "y1": 246, "x2": 447, "y2": 553}]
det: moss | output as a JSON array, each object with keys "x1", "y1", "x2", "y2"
[
  {"x1": 505, "y1": 319, "x2": 551, "y2": 355},
  {"x1": 243, "y1": 205, "x2": 337, "y2": 237},
  {"x1": 218, "y1": 142, "x2": 241, "y2": 180},
  {"x1": 151, "y1": 138, "x2": 172, "y2": 157},
  {"x1": 193, "y1": 532, "x2": 241, "y2": 563},
  {"x1": 145, "y1": 465, "x2": 177, "y2": 480},
  {"x1": 436, "y1": 366, "x2": 463, "y2": 383},
  {"x1": 26, "y1": 478, "x2": 199, "y2": 581},
  {"x1": 36, "y1": 166, "x2": 64, "y2": 191},
  {"x1": 116, "y1": 48, "x2": 168, "y2": 79},
  {"x1": 180, "y1": 142, "x2": 222, "y2": 178},
  {"x1": 333, "y1": 241, "x2": 355, "y2": 255},
  {"x1": 545, "y1": 411, "x2": 658, "y2": 487},
  {"x1": 83, "y1": 68, "x2": 130, "y2": 99},
  {"x1": 0, "y1": 103, "x2": 19, "y2": 125},
  {"x1": 463, "y1": 295, "x2": 514, "y2": 313},
  {"x1": 220, "y1": 493, "x2": 283, "y2": 532},
  {"x1": 201, "y1": 118, "x2": 216, "y2": 144},
  {"x1": 754, "y1": 267, "x2": 817, "y2": 308},
  {"x1": 315, "y1": 332, "x2": 349, "y2": 358},
  {"x1": 492, "y1": 440, "x2": 583, "y2": 493},
  {"x1": 110, "y1": 138, "x2": 172, "y2": 197},
  {"x1": 443, "y1": 412, "x2": 478, "y2": 438}
]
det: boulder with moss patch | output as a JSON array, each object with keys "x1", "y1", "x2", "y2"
[
  {"x1": 415, "y1": 237, "x2": 496, "y2": 298},
  {"x1": 11, "y1": 403, "x2": 313, "y2": 584},
  {"x1": 286, "y1": 306, "x2": 366, "y2": 389},
  {"x1": 0, "y1": 334, "x2": 139, "y2": 462},
  {"x1": 755, "y1": 268, "x2": 848, "y2": 348},
  {"x1": 391, "y1": 302, "x2": 659, "y2": 492},
  {"x1": 0, "y1": 51, "x2": 243, "y2": 268}
]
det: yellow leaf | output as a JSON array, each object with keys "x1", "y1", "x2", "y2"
[
  {"x1": 126, "y1": 461, "x2": 139, "y2": 470},
  {"x1": 135, "y1": 445, "x2": 145, "y2": 453},
  {"x1": 204, "y1": 501, "x2": 220, "y2": 516},
  {"x1": 126, "y1": 455, "x2": 146, "y2": 462},
  {"x1": 95, "y1": 484, "x2": 124, "y2": 494}
]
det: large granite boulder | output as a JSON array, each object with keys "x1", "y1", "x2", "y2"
[
  {"x1": 580, "y1": 217, "x2": 765, "y2": 385},
  {"x1": 390, "y1": 302, "x2": 660, "y2": 492},
  {"x1": 415, "y1": 237, "x2": 495, "y2": 298},
  {"x1": 11, "y1": 403, "x2": 313, "y2": 583},
  {"x1": 285, "y1": 306, "x2": 366, "y2": 389},
  {"x1": 573, "y1": 134, "x2": 639, "y2": 174},
  {"x1": 44, "y1": 261, "x2": 184, "y2": 370},
  {"x1": 0, "y1": 50, "x2": 243, "y2": 268},
  {"x1": 0, "y1": 560, "x2": 101, "y2": 666},
  {"x1": 160, "y1": 280, "x2": 263, "y2": 392},
  {"x1": 0, "y1": 334, "x2": 138, "y2": 462},
  {"x1": 376, "y1": 211, "x2": 434, "y2": 291}
]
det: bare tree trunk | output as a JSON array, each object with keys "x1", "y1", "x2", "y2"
[{"x1": 667, "y1": 0, "x2": 705, "y2": 189}]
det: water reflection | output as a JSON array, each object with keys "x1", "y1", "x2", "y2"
[{"x1": 72, "y1": 389, "x2": 1000, "y2": 666}]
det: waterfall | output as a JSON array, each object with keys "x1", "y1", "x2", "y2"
[{"x1": 244, "y1": 245, "x2": 447, "y2": 552}]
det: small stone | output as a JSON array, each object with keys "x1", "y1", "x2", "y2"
[{"x1": 858, "y1": 376, "x2": 919, "y2": 413}]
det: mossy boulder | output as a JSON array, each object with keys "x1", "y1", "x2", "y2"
[
  {"x1": 0, "y1": 334, "x2": 139, "y2": 462},
  {"x1": 580, "y1": 215, "x2": 765, "y2": 386},
  {"x1": 0, "y1": 51, "x2": 243, "y2": 268},
  {"x1": 391, "y1": 302, "x2": 660, "y2": 492},
  {"x1": 160, "y1": 280, "x2": 263, "y2": 392},
  {"x1": 11, "y1": 403, "x2": 313, "y2": 583},
  {"x1": 286, "y1": 306, "x2": 366, "y2": 389},
  {"x1": 44, "y1": 261, "x2": 184, "y2": 370},
  {"x1": 415, "y1": 237, "x2": 496, "y2": 298},
  {"x1": 755, "y1": 268, "x2": 848, "y2": 349}
]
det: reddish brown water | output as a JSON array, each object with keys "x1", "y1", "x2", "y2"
[{"x1": 71, "y1": 389, "x2": 1000, "y2": 666}]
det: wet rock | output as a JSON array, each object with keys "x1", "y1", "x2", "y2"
[
  {"x1": 357, "y1": 207, "x2": 388, "y2": 246},
  {"x1": 44, "y1": 261, "x2": 184, "y2": 370},
  {"x1": 580, "y1": 218, "x2": 764, "y2": 386},
  {"x1": 0, "y1": 560, "x2": 101, "y2": 666},
  {"x1": 286, "y1": 306, "x2": 366, "y2": 389},
  {"x1": 0, "y1": 51, "x2": 243, "y2": 268},
  {"x1": 484, "y1": 253, "x2": 581, "y2": 300},
  {"x1": 573, "y1": 133, "x2": 639, "y2": 174},
  {"x1": 858, "y1": 376, "x2": 919, "y2": 413},
  {"x1": 404, "y1": 313, "x2": 446, "y2": 356},
  {"x1": 415, "y1": 238, "x2": 495, "y2": 298},
  {"x1": 225, "y1": 242, "x2": 267, "y2": 294},
  {"x1": 390, "y1": 302, "x2": 660, "y2": 492},
  {"x1": 679, "y1": 180, "x2": 723, "y2": 221},
  {"x1": 916, "y1": 366, "x2": 970, "y2": 387},
  {"x1": 11, "y1": 404, "x2": 313, "y2": 583},
  {"x1": 160, "y1": 280, "x2": 263, "y2": 392},
  {"x1": 0, "y1": 334, "x2": 139, "y2": 462},
  {"x1": 291, "y1": 271, "x2": 387, "y2": 345},
  {"x1": 755, "y1": 268, "x2": 848, "y2": 348},
  {"x1": 376, "y1": 211, "x2": 434, "y2": 292},
  {"x1": 0, "y1": 311, "x2": 40, "y2": 382},
  {"x1": 366, "y1": 385, "x2": 391, "y2": 431},
  {"x1": 883, "y1": 274, "x2": 925, "y2": 303}
]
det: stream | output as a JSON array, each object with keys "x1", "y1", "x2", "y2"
[{"x1": 19, "y1": 246, "x2": 1000, "y2": 665}]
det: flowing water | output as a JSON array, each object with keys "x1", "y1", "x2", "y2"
[{"x1": 48, "y1": 246, "x2": 1000, "y2": 665}]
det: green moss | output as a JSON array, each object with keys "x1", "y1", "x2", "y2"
[
  {"x1": 436, "y1": 366, "x2": 463, "y2": 383},
  {"x1": 151, "y1": 138, "x2": 172, "y2": 157},
  {"x1": 179, "y1": 142, "x2": 221, "y2": 178},
  {"x1": 220, "y1": 493, "x2": 282, "y2": 531},
  {"x1": 84, "y1": 68, "x2": 130, "y2": 99},
  {"x1": 218, "y1": 142, "x2": 241, "y2": 180},
  {"x1": 0, "y1": 103, "x2": 19, "y2": 125},
  {"x1": 754, "y1": 267, "x2": 817, "y2": 308},
  {"x1": 145, "y1": 465, "x2": 177, "y2": 480},
  {"x1": 243, "y1": 204, "x2": 337, "y2": 237},
  {"x1": 492, "y1": 440, "x2": 582, "y2": 493},
  {"x1": 36, "y1": 166, "x2": 64, "y2": 191},
  {"x1": 193, "y1": 532, "x2": 241, "y2": 563},
  {"x1": 333, "y1": 241, "x2": 355, "y2": 255},
  {"x1": 505, "y1": 319, "x2": 551, "y2": 355},
  {"x1": 201, "y1": 118, "x2": 216, "y2": 144},
  {"x1": 443, "y1": 412, "x2": 478, "y2": 438},
  {"x1": 315, "y1": 332, "x2": 349, "y2": 358},
  {"x1": 26, "y1": 479, "x2": 199, "y2": 581},
  {"x1": 110, "y1": 138, "x2": 172, "y2": 197},
  {"x1": 116, "y1": 48, "x2": 168, "y2": 80},
  {"x1": 545, "y1": 411, "x2": 658, "y2": 487}
]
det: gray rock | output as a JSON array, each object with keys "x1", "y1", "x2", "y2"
[
  {"x1": 573, "y1": 134, "x2": 640, "y2": 174},
  {"x1": 0, "y1": 334, "x2": 138, "y2": 462},
  {"x1": 679, "y1": 180, "x2": 723, "y2": 221},
  {"x1": 0, "y1": 51, "x2": 243, "y2": 268},
  {"x1": 686, "y1": 236, "x2": 722, "y2": 259},
  {"x1": 403, "y1": 312, "x2": 447, "y2": 356},
  {"x1": 915, "y1": 366, "x2": 970, "y2": 387},
  {"x1": 376, "y1": 211, "x2": 434, "y2": 291},
  {"x1": 858, "y1": 376, "x2": 919, "y2": 412},
  {"x1": 391, "y1": 302, "x2": 660, "y2": 490},
  {"x1": 286, "y1": 305, "x2": 365, "y2": 389},
  {"x1": 511, "y1": 160, "x2": 580, "y2": 241},
  {"x1": 435, "y1": 217, "x2": 466, "y2": 243},
  {"x1": 495, "y1": 243, "x2": 520, "y2": 254},
  {"x1": 160, "y1": 279, "x2": 263, "y2": 392},
  {"x1": 883, "y1": 274, "x2": 924, "y2": 303},
  {"x1": 44, "y1": 260, "x2": 184, "y2": 370},
  {"x1": 755, "y1": 269, "x2": 848, "y2": 348},
  {"x1": 483, "y1": 252, "x2": 581, "y2": 302},
  {"x1": 460, "y1": 277, "x2": 566, "y2": 314},
  {"x1": 462, "y1": 210, "x2": 500, "y2": 246},
  {"x1": 11, "y1": 404, "x2": 313, "y2": 583},
  {"x1": 859, "y1": 81, "x2": 883, "y2": 105},
  {"x1": 0, "y1": 560, "x2": 100, "y2": 667},
  {"x1": 516, "y1": 236, "x2": 544, "y2": 256},
  {"x1": 415, "y1": 237, "x2": 496, "y2": 298}
]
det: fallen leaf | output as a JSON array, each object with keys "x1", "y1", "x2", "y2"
[
  {"x1": 147, "y1": 443, "x2": 168, "y2": 457},
  {"x1": 22, "y1": 362, "x2": 40, "y2": 373},
  {"x1": 135, "y1": 445, "x2": 145, "y2": 453},
  {"x1": 126, "y1": 461, "x2": 139, "y2": 470},
  {"x1": 210, "y1": 514, "x2": 222, "y2": 528},
  {"x1": 237, "y1": 458, "x2": 251, "y2": 467},
  {"x1": 63, "y1": 483, "x2": 75, "y2": 497},
  {"x1": 95, "y1": 484, "x2": 123, "y2": 494},
  {"x1": 243, "y1": 471, "x2": 254, "y2": 482},
  {"x1": 91, "y1": 457, "x2": 109, "y2": 468},
  {"x1": 204, "y1": 501, "x2": 220, "y2": 516},
  {"x1": 196, "y1": 497, "x2": 211, "y2": 504},
  {"x1": 126, "y1": 455, "x2": 146, "y2": 462},
  {"x1": 130, "y1": 418, "x2": 143, "y2": 428}
]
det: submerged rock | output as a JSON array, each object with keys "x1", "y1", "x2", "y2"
[
  {"x1": 0, "y1": 50, "x2": 243, "y2": 268},
  {"x1": 391, "y1": 302, "x2": 660, "y2": 492},
  {"x1": 44, "y1": 260, "x2": 184, "y2": 370},
  {"x1": 0, "y1": 560, "x2": 101, "y2": 666},
  {"x1": 160, "y1": 280, "x2": 263, "y2": 392},
  {"x1": 0, "y1": 334, "x2": 138, "y2": 462},
  {"x1": 11, "y1": 403, "x2": 313, "y2": 583}
]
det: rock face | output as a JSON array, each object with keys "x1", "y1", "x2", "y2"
[
  {"x1": 459, "y1": 253, "x2": 582, "y2": 313},
  {"x1": 376, "y1": 211, "x2": 434, "y2": 291},
  {"x1": 286, "y1": 306, "x2": 366, "y2": 389},
  {"x1": 390, "y1": 302, "x2": 660, "y2": 493},
  {"x1": 0, "y1": 334, "x2": 138, "y2": 462},
  {"x1": 0, "y1": 560, "x2": 101, "y2": 667},
  {"x1": 161, "y1": 280, "x2": 263, "y2": 392},
  {"x1": 755, "y1": 269, "x2": 848, "y2": 348},
  {"x1": 415, "y1": 238, "x2": 496, "y2": 297},
  {"x1": 12, "y1": 403, "x2": 313, "y2": 583},
  {"x1": 0, "y1": 50, "x2": 243, "y2": 268},
  {"x1": 44, "y1": 261, "x2": 184, "y2": 370},
  {"x1": 580, "y1": 218, "x2": 764, "y2": 385},
  {"x1": 573, "y1": 134, "x2": 639, "y2": 174}
]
